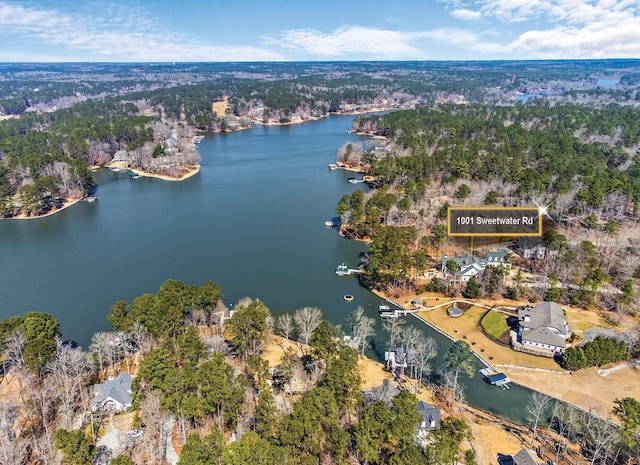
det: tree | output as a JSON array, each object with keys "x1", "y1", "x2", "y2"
[
  {"x1": 463, "y1": 276, "x2": 481, "y2": 299},
  {"x1": 178, "y1": 430, "x2": 223, "y2": 465},
  {"x1": 443, "y1": 341, "x2": 475, "y2": 407},
  {"x1": 455, "y1": 183, "x2": 471, "y2": 200},
  {"x1": 54, "y1": 428, "x2": 95, "y2": 465},
  {"x1": 274, "y1": 313, "x2": 294, "y2": 341},
  {"x1": 293, "y1": 306, "x2": 323, "y2": 353},
  {"x1": 613, "y1": 397, "x2": 640, "y2": 449},
  {"x1": 226, "y1": 300, "x2": 270, "y2": 358},
  {"x1": 347, "y1": 306, "x2": 376, "y2": 355},
  {"x1": 425, "y1": 416, "x2": 470, "y2": 465},
  {"x1": 526, "y1": 392, "x2": 552, "y2": 444},
  {"x1": 21, "y1": 312, "x2": 60, "y2": 373}
]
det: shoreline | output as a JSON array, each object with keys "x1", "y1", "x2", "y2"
[
  {"x1": 0, "y1": 198, "x2": 82, "y2": 221},
  {"x1": 369, "y1": 288, "x2": 640, "y2": 418},
  {"x1": 105, "y1": 161, "x2": 200, "y2": 182}
]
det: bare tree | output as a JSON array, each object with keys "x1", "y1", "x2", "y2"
[
  {"x1": 0, "y1": 402, "x2": 28, "y2": 465},
  {"x1": 347, "y1": 307, "x2": 376, "y2": 355},
  {"x1": 526, "y1": 392, "x2": 552, "y2": 446},
  {"x1": 127, "y1": 321, "x2": 152, "y2": 356},
  {"x1": 47, "y1": 340, "x2": 91, "y2": 429},
  {"x1": 412, "y1": 337, "x2": 438, "y2": 389},
  {"x1": 382, "y1": 318, "x2": 406, "y2": 352},
  {"x1": 294, "y1": 307, "x2": 323, "y2": 356},
  {"x1": 210, "y1": 299, "x2": 230, "y2": 336},
  {"x1": 2, "y1": 330, "x2": 26, "y2": 372},
  {"x1": 275, "y1": 313, "x2": 295, "y2": 341},
  {"x1": 89, "y1": 332, "x2": 111, "y2": 375},
  {"x1": 588, "y1": 416, "x2": 617, "y2": 465},
  {"x1": 140, "y1": 392, "x2": 172, "y2": 464}
]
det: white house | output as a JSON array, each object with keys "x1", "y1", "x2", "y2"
[{"x1": 516, "y1": 302, "x2": 571, "y2": 355}]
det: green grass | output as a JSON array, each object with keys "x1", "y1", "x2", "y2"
[{"x1": 480, "y1": 311, "x2": 510, "y2": 339}]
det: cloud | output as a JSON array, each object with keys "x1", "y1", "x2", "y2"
[
  {"x1": 440, "y1": 0, "x2": 640, "y2": 58},
  {"x1": 0, "y1": 1, "x2": 283, "y2": 61},
  {"x1": 274, "y1": 26, "x2": 430, "y2": 60},
  {"x1": 451, "y1": 8, "x2": 484, "y2": 20}
]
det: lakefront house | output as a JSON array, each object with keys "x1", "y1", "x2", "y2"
[{"x1": 512, "y1": 302, "x2": 571, "y2": 356}]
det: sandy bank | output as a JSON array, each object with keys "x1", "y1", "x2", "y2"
[
  {"x1": 1, "y1": 198, "x2": 82, "y2": 221},
  {"x1": 106, "y1": 161, "x2": 200, "y2": 181}
]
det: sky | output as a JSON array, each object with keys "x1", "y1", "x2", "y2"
[{"x1": 1, "y1": 0, "x2": 639, "y2": 62}]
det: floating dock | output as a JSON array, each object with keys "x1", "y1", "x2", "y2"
[
  {"x1": 335, "y1": 263, "x2": 364, "y2": 276},
  {"x1": 480, "y1": 368, "x2": 511, "y2": 389},
  {"x1": 378, "y1": 304, "x2": 411, "y2": 319}
]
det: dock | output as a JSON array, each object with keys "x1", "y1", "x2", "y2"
[
  {"x1": 335, "y1": 263, "x2": 364, "y2": 276},
  {"x1": 480, "y1": 368, "x2": 512, "y2": 389},
  {"x1": 378, "y1": 304, "x2": 414, "y2": 319}
]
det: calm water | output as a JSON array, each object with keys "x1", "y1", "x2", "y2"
[{"x1": 0, "y1": 115, "x2": 536, "y2": 423}]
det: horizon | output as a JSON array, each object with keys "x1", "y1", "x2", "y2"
[{"x1": 2, "y1": 0, "x2": 640, "y2": 62}]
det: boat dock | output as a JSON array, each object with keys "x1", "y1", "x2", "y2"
[
  {"x1": 378, "y1": 304, "x2": 411, "y2": 319},
  {"x1": 480, "y1": 368, "x2": 512, "y2": 389},
  {"x1": 335, "y1": 263, "x2": 364, "y2": 276}
]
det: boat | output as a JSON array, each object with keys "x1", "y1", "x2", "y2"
[
  {"x1": 344, "y1": 295, "x2": 354, "y2": 301},
  {"x1": 329, "y1": 164, "x2": 338, "y2": 170},
  {"x1": 109, "y1": 167, "x2": 123, "y2": 172},
  {"x1": 325, "y1": 221, "x2": 335, "y2": 227},
  {"x1": 131, "y1": 175, "x2": 142, "y2": 179},
  {"x1": 84, "y1": 196, "x2": 97, "y2": 202}
]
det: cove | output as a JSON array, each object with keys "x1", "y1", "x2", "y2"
[{"x1": 0, "y1": 115, "x2": 537, "y2": 424}]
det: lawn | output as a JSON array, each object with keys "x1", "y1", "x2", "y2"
[{"x1": 481, "y1": 311, "x2": 511, "y2": 340}]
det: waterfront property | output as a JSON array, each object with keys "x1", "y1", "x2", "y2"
[
  {"x1": 513, "y1": 302, "x2": 571, "y2": 356},
  {"x1": 441, "y1": 249, "x2": 510, "y2": 285},
  {"x1": 90, "y1": 372, "x2": 133, "y2": 412}
]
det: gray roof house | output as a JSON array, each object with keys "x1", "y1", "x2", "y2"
[
  {"x1": 90, "y1": 372, "x2": 133, "y2": 412},
  {"x1": 363, "y1": 379, "x2": 401, "y2": 405},
  {"x1": 415, "y1": 401, "x2": 441, "y2": 446},
  {"x1": 517, "y1": 302, "x2": 571, "y2": 355}
]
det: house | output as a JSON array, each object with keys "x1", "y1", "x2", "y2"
[
  {"x1": 441, "y1": 253, "x2": 484, "y2": 284},
  {"x1": 497, "y1": 448, "x2": 543, "y2": 465},
  {"x1": 441, "y1": 249, "x2": 510, "y2": 285},
  {"x1": 415, "y1": 401, "x2": 441, "y2": 446},
  {"x1": 363, "y1": 379, "x2": 401, "y2": 405},
  {"x1": 416, "y1": 401, "x2": 440, "y2": 433},
  {"x1": 515, "y1": 302, "x2": 571, "y2": 356},
  {"x1": 90, "y1": 372, "x2": 133, "y2": 412}
]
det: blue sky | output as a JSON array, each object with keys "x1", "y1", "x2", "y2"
[{"x1": 1, "y1": 0, "x2": 639, "y2": 62}]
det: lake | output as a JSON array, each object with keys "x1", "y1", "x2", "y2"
[{"x1": 0, "y1": 114, "x2": 538, "y2": 423}]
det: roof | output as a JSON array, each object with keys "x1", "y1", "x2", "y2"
[
  {"x1": 522, "y1": 327, "x2": 567, "y2": 348},
  {"x1": 416, "y1": 401, "x2": 441, "y2": 429},
  {"x1": 518, "y1": 301, "x2": 568, "y2": 335},
  {"x1": 486, "y1": 372, "x2": 508, "y2": 384},
  {"x1": 91, "y1": 372, "x2": 133, "y2": 408},
  {"x1": 363, "y1": 379, "x2": 401, "y2": 404},
  {"x1": 512, "y1": 448, "x2": 540, "y2": 465},
  {"x1": 485, "y1": 249, "x2": 508, "y2": 263}
]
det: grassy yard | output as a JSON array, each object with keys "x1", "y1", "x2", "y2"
[{"x1": 480, "y1": 311, "x2": 511, "y2": 340}]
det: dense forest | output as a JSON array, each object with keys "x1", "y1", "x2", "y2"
[
  {"x1": 3, "y1": 279, "x2": 640, "y2": 464},
  {"x1": 2, "y1": 60, "x2": 640, "y2": 218},
  {"x1": 0, "y1": 280, "x2": 470, "y2": 465},
  {"x1": 334, "y1": 99, "x2": 640, "y2": 314}
]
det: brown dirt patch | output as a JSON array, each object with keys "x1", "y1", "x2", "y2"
[{"x1": 212, "y1": 97, "x2": 229, "y2": 117}]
